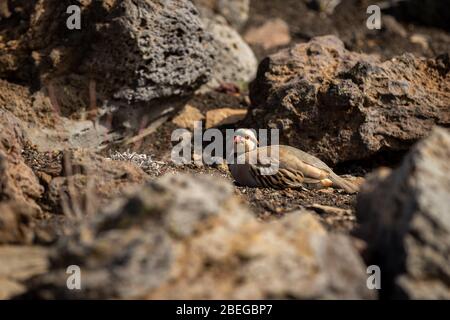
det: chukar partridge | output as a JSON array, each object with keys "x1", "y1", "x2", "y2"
[{"x1": 228, "y1": 129, "x2": 358, "y2": 193}]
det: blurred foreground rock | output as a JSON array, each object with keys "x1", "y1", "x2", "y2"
[
  {"x1": 193, "y1": 0, "x2": 250, "y2": 31},
  {"x1": 27, "y1": 174, "x2": 374, "y2": 299},
  {"x1": 357, "y1": 127, "x2": 450, "y2": 299},
  {"x1": 247, "y1": 35, "x2": 450, "y2": 165},
  {"x1": 199, "y1": 15, "x2": 257, "y2": 92},
  {"x1": 0, "y1": 246, "x2": 48, "y2": 299}
]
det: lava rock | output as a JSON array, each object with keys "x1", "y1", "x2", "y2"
[
  {"x1": 356, "y1": 127, "x2": 450, "y2": 299},
  {"x1": 27, "y1": 173, "x2": 374, "y2": 299},
  {"x1": 199, "y1": 15, "x2": 257, "y2": 91},
  {"x1": 247, "y1": 35, "x2": 450, "y2": 165},
  {"x1": 47, "y1": 149, "x2": 148, "y2": 216},
  {"x1": 193, "y1": 0, "x2": 250, "y2": 31},
  {"x1": 0, "y1": 0, "x2": 215, "y2": 106}
]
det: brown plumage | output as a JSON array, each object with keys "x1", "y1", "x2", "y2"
[{"x1": 229, "y1": 145, "x2": 359, "y2": 193}]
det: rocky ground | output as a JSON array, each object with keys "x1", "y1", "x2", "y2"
[{"x1": 0, "y1": 0, "x2": 449, "y2": 300}]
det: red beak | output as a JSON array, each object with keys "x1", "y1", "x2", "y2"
[{"x1": 234, "y1": 136, "x2": 242, "y2": 143}]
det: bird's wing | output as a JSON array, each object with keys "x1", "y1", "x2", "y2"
[
  {"x1": 251, "y1": 146, "x2": 331, "y2": 180},
  {"x1": 239, "y1": 146, "x2": 358, "y2": 193},
  {"x1": 279, "y1": 145, "x2": 333, "y2": 172},
  {"x1": 266, "y1": 145, "x2": 359, "y2": 193},
  {"x1": 237, "y1": 149, "x2": 304, "y2": 188}
]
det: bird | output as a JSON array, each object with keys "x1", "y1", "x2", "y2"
[{"x1": 227, "y1": 128, "x2": 359, "y2": 193}]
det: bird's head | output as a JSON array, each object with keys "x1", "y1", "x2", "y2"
[{"x1": 233, "y1": 128, "x2": 258, "y2": 154}]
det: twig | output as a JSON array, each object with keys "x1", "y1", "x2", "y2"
[
  {"x1": 63, "y1": 151, "x2": 83, "y2": 220},
  {"x1": 47, "y1": 82, "x2": 62, "y2": 116},
  {"x1": 123, "y1": 115, "x2": 169, "y2": 146}
]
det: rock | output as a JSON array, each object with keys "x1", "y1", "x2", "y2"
[
  {"x1": 193, "y1": 0, "x2": 250, "y2": 31},
  {"x1": 172, "y1": 104, "x2": 205, "y2": 130},
  {"x1": 47, "y1": 149, "x2": 148, "y2": 216},
  {"x1": 247, "y1": 35, "x2": 450, "y2": 165},
  {"x1": 410, "y1": 34, "x2": 429, "y2": 50},
  {"x1": 0, "y1": 79, "x2": 58, "y2": 128},
  {"x1": 28, "y1": 173, "x2": 374, "y2": 299},
  {"x1": 0, "y1": 110, "x2": 44, "y2": 244},
  {"x1": 391, "y1": 0, "x2": 450, "y2": 31},
  {"x1": 0, "y1": 0, "x2": 214, "y2": 109},
  {"x1": 244, "y1": 18, "x2": 291, "y2": 51},
  {"x1": 205, "y1": 108, "x2": 247, "y2": 128},
  {"x1": 200, "y1": 15, "x2": 257, "y2": 92},
  {"x1": 307, "y1": 204, "x2": 352, "y2": 216},
  {"x1": 356, "y1": 127, "x2": 450, "y2": 299},
  {"x1": 307, "y1": 0, "x2": 341, "y2": 15},
  {"x1": 0, "y1": 246, "x2": 49, "y2": 299},
  {"x1": 382, "y1": 15, "x2": 408, "y2": 38},
  {"x1": 0, "y1": 0, "x2": 11, "y2": 19},
  {"x1": 0, "y1": 202, "x2": 38, "y2": 245}
]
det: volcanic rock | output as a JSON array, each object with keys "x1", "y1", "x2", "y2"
[
  {"x1": 0, "y1": 246, "x2": 48, "y2": 299},
  {"x1": 0, "y1": 0, "x2": 215, "y2": 108},
  {"x1": 247, "y1": 35, "x2": 450, "y2": 165},
  {"x1": 356, "y1": 127, "x2": 450, "y2": 299},
  {"x1": 244, "y1": 18, "x2": 291, "y2": 51},
  {"x1": 28, "y1": 173, "x2": 374, "y2": 299},
  {"x1": 200, "y1": 15, "x2": 257, "y2": 91}
]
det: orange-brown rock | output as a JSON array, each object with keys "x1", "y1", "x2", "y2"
[
  {"x1": 28, "y1": 174, "x2": 375, "y2": 299},
  {"x1": 247, "y1": 36, "x2": 450, "y2": 165}
]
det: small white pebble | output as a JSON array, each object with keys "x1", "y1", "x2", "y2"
[{"x1": 107, "y1": 150, "x2": 165, "y2": 175}]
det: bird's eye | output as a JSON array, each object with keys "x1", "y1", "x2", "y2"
[{"x1": 245, "y1": 135, "x2": 249, "y2": 139}]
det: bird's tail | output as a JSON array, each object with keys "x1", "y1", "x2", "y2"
[{"x1": 329, "y1": 172, "x2": 359, "y2": 194}]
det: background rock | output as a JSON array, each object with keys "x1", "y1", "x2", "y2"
[
  {"x1": 244, "y1": 18, "x2": 291, "y2": 51},
  {"x1": 193, "y1": 0, "x2": 250, "y2": 31},
  {"x1": 205, "y1": 108, "x2": 247, "y2": 128},
  {"x1": 0, "y1": 79, "x2": 57, "y2": 128},
  {"x1": 0, "y1": 0, "x2": 214, "y2": 109},
  {"x1": 356, "y1": 127, "x2": 450, "y2": 299},
  {"x1": 27, "y1": 173, "x2": 374, "y2": 299},
  {"x1": 245, "y1": 0, "x2": 450, "y2": 67},
  {"x1": 387, "y1": 0, "x2": 450, "y2": 31},
  {"x1": 0, "y1": 110, "x2": 44, "y2": 244},
  {"x1": 46, "y1": 149, "x2": 148, "y2": 216},
  {"x1": 246, "y1": 35, "x2": 450, "y2": 165},
  {"x1": 199, "y1": 15, "x2": 257, "y2": 92},
  {"x1": 307, "y1": 0, "x2": 342, "y2": 15},
  {"x1": 0, "y1": 246, "x2": 48, "y2": 299}
]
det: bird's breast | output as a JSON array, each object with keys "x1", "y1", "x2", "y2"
[{"x1": 228, "y1": 163, "x2": 260, "y2": 187}]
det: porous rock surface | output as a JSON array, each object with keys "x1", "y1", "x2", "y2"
[
  {"x1": 0, "y1": 0, "x2": 215, "y2": 105},
  {"x1": 247, "y1": 35, "x2": 450, "y2": 164}
]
